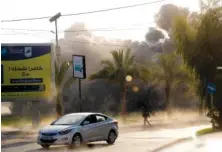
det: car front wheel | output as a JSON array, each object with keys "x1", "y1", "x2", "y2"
[
  {"x1": 41, "y1": 144, "x2": 50, "y2": 149},
  {"x1": 107, "y1": 130, "x2": 117, "y2": 145},
  {"x1": 70, "y1": 134, "x2": 82, "y2": 149}
]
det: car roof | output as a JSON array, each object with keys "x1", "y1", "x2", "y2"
[{"x1": 65, "y1": 112, "x2": 108, "y2": 117}]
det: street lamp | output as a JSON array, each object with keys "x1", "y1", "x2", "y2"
[
  {"x1": 49, "y1": 12, "x2": 62, "y2": 117},
  {"x1": 49, "y1": 12, "x2": 61, "y2": 57}
]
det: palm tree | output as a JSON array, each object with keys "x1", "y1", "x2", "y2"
[
  {"x1": 89, "y1": 49, "x2": 148, "y2": 120},
  {"x1": 148, "y1": 52, "x2": 195, "y2": 114},
  {"x1": 55, "y1": 60, "x2": 76, "y2": 117}
]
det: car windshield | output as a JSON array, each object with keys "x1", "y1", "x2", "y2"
[{"x1": 51, "y1": 114, "x2": 85, "y2": 125}]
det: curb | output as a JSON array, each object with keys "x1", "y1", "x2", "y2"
[
  {"x1": 151, "y1": 125, "x2": 219, "y2": 152},
  {"x1": 2, "y1": 140, "x2": 36, "y2": 149},
  {"x1": 151, "y1": 137, "x2": 192, "y2": 152}
]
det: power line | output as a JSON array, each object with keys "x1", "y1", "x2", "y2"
[
  {"x1": 1, "y1": 27, "x2": 151, "y2": 33},
  {"x1": 0, "y1": 34, "x2": 126, "y2": 47},
  {"x1": 0, "y1": 33, "x2": 47, "y2": 38},
  {"x1": 58, "y1": 39, "x2": 147, "y2": 49},
  {"x1": 64, "y1": 39, "x2": 150, "y2": 49},
  {"x1": 1, "y1": 32, "x2": 150, "y2": 48},
  {"x1": 67, "y1": 40, "x2": 128, "y2": 47},
  {"x1": 0, "y1": 32, "x2": 126, "y2": 46},
  {"x1": 0, "y1": 30, "x2": 52, "y2": 38},
  {"x1": 62, "y1": 0, "x2": 166, "y2": 17},
  {"x1": 64, "y1": 27, "x2": 150, "y2": 32},
  {"x1": 62, "y1": 38, "x2": 150, "y2": 48},
  {"x1": 64, "y1": 40, "x2": 151, "y2": 49},
  {"x1": 1, "y1": 22, "x2": 155, "y2": 33},
  {"x1": 1, "y1": 27, "x2": 119, "y2": 32},
  {"x1": 1, "y1": 0, "x2": 167, "y2": 22},
  {"x1": 1, "y1": 28, "x2": 50, "y2": 32}
]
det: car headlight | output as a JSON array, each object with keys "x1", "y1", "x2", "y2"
[{"x1": 58, "y1": 129, "x2": 72, "y2": 135}]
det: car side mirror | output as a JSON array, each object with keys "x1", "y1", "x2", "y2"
[
  {"x1": 50, "y1": 120, "x2": 56, "y2": 125},
  {"x1": 83, "y1": 121, "x2": 90, "y2": 125}
]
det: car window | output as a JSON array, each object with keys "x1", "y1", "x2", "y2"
[
  {"x1": 96, "y1": 115, "x2": 107, "y2": 122},
  {"x1": 83, "y1": 115, "x2": 97, "y2": 124}
]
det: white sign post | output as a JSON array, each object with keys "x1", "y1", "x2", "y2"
[
  {"x1": 73, "y1": 55, "x2": 86, "y2": 79},
  {"x1": 72, "y1": 55, "x2": 86, "y2": 112}
]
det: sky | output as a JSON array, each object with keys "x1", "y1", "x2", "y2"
[{"x1": 0, "y1": 0, "x2": 200, "y2": 43}]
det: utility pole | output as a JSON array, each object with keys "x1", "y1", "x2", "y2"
[
  {"x1": 49, "y1": 12, "x2": 61, "y2": 61},
  {"x1": 49, "y1": 12, "x2": 62, "y2": 117},
  {"x1": 211, "y1": 94, "x2": 214, "y2": 109}
]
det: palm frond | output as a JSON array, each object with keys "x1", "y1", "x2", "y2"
[
  {"x1": 58, "y1": 60, "x2": 72, "y2": 84},
  {"x1": 136, "y1": 65, "x2": 151, "y2": 84},
  {"x1": 89, "y1": 67, "x2": 115, "y2": 80},
  {"x1": 126, "y1": 56, "x2": 135, "y2": 69},
  {"x1": 111, "y1": 50, "x2": 120, "y2": 68},
  {"x1": 124, "y1": 48, "x2": 131, "y2": 66},
  {"x1": 89, "y1": 48, "x2": 151, "y2": 86},
  {"x1": 63, "y1": 76, "x2": 76, "y2": 90},
  {"x1": 101, "y1": 60, "x2": 115, "y2": 70},
  {"x1": 111, "y1": 50, "x2": 125, "y2": 68}
]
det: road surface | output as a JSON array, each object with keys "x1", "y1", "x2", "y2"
[
  {"x1": 2, "y1": 125, "x2": 209, "y2": 152},
  {"x1": 158, "y1": 131, "x2": 222, "y2": 152}
]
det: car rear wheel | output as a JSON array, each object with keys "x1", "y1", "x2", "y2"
[
  {"x1": 70, "y1": 133, "x2": 82, "y2": 148},
  {"x1": 41, "y1": 144, "x2": 50, "y2": 149},
  {"x1": 107, "y1": 130, "x2": 117, "y2": 145}
]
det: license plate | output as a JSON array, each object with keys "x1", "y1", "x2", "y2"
[{"x1": 41, "y1": 136, "x2": 53, "y2": 140}]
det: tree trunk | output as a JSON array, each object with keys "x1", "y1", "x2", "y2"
[
  {"x1": 219, "y1": 110, "x2": 222, "y2": 129},
  {"x1": 165, "y1": 82, "x2": 172, "y2": 116},
  {"x1": 56, "y1": 92, "x2": 63, "y2": 118},
  {"x1": 199, "y1": 98, "x2": 204, "y2": 115},
  {"x1": 120, "y1": 82, "x2": 127, "y2": 122}
]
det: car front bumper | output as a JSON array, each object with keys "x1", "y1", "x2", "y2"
[{"x1": 37, "y1": 133, "x2": 72, "y2": 145}]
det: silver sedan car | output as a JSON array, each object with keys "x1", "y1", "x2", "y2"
[{"x1": 37, "y1": 112, "x2": 118, "y2": 148}]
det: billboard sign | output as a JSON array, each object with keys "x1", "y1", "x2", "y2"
[
  {"x1": 1, "y1": 43, "x2": 52, "y2": 101},
  {"x1": 72, "y1": 55, "x2": 86, "y2": 79}
]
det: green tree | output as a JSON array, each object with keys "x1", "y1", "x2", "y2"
[
  {"x1": 173, "y1": 6, "x2": 222, "y2": 115},
  {"x1": 199, "y1": 0, "x2": 221, "y2": 13},
  {"x1": 89, "y1": 49, "x2": 148, "y2": 120},
  {"x1": 55, "y1": 60, "x2": 76, "y2": 117},
  {"x1": 148, "y1": 52, "x2": 195, "y2": 114}
]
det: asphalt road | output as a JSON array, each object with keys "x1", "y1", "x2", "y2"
[{"x1": 2, "y1": 125, "x2": 209, "y2": 152}]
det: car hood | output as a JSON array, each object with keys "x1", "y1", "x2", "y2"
[{"x1": 41, "y1": 125, "x2": 74, "y2": 133}]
